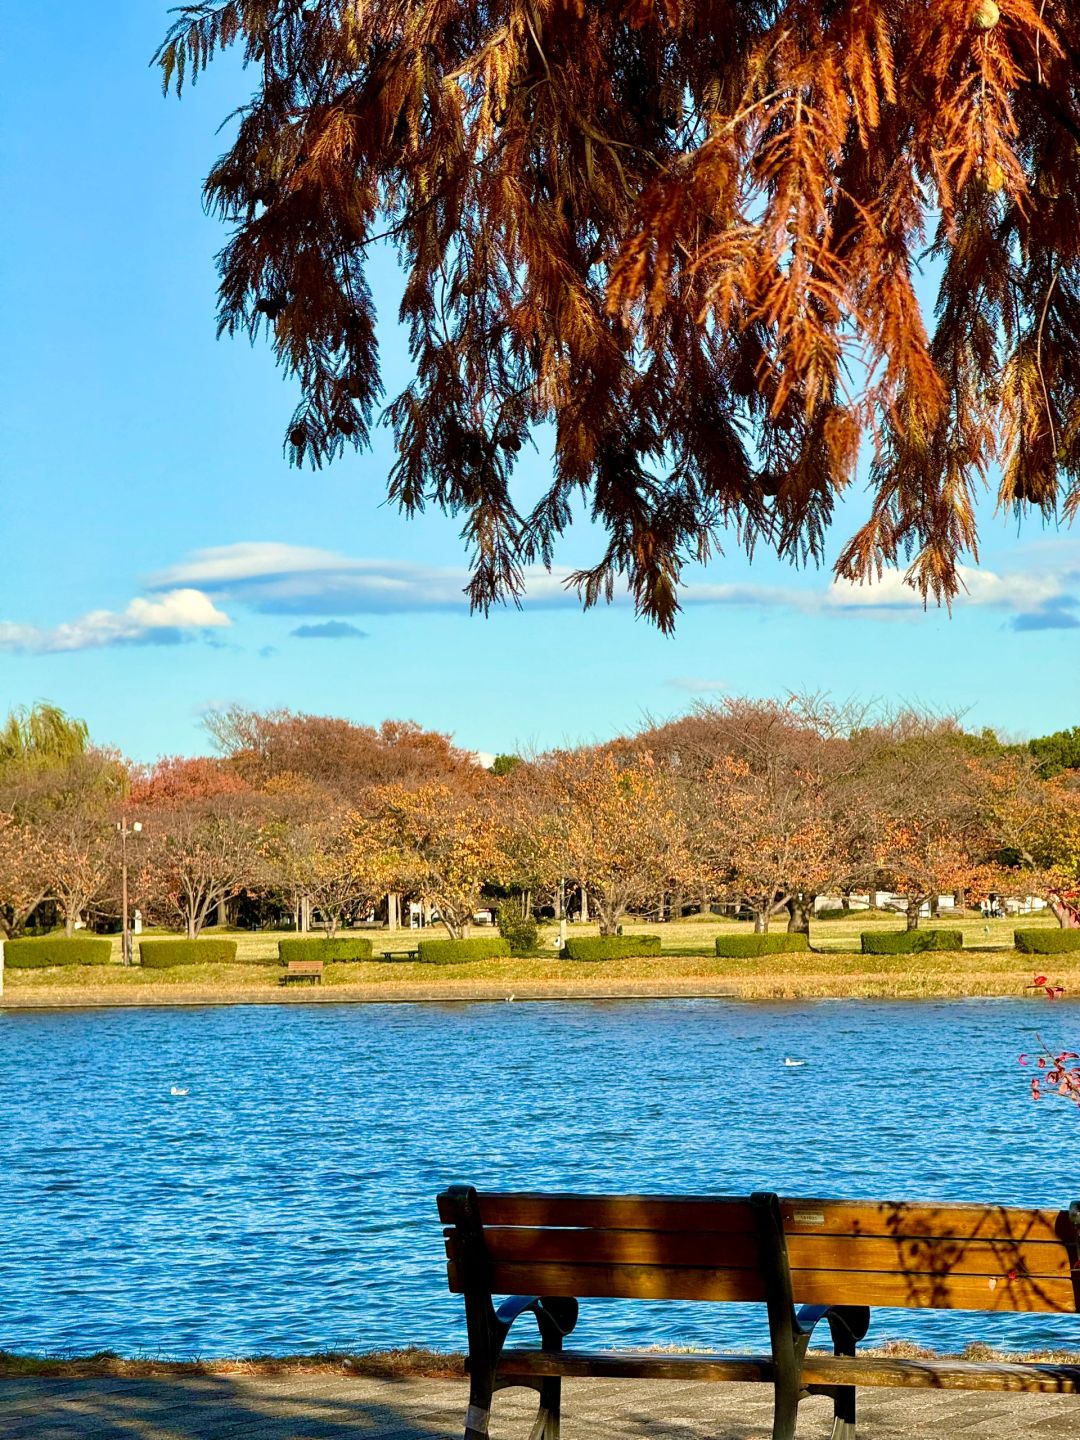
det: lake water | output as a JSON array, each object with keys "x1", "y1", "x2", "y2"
[{"x1": 1, "y1": 998, "x2": 1078, "y2": 1358}]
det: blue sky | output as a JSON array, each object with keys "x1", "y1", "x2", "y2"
[{"x1": 1, "y1": 4, "x2": 1077, "y2": 763}]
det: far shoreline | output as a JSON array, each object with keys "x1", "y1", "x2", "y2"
[
  {"x1": 3, "y1": 912, "x2": 1072, "y2": 1010},
  {"x1": 3, "y1": 973, "x2": 1077, "y2": 1009}
]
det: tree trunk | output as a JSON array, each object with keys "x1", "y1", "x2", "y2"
[
  {"x1": 905, "y1": 897, "x2": 921, "y2": 931},
  {"x1": 64, "y1": 910, "x2": 77, "y2": 939},
  {"x1": 300, "y1": 894, "x2": 312, "y2": 933},
  {"x1": 580, "y1": 887, "x2": 589, "y2": 924},
  {"x1": 929, "y1": 893, "x2": 940, "y2": 918},
  {"x1": 556, "y1": 879, "x2": 565, "y2": 921},
  {"x1": 594, "y1": 895, "x2": 620, "y2": 936},
  {"x1": 867, "y1": 888, "x2": 879, "y2": 911},
  {"x1": 187, "y1": 913, "x2": 198, "y2": 939},
  {"x1": 754, "y1": 909, "x2": 768, "y2": 934},
  {"x1": 786, "y1": 896, "x2": 812, "y2": 935}
]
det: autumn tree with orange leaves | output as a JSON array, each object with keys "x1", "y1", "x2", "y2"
[
  {"x1": 695, "y1": 755, "x2": 846, "y2": 933},
  {"x1": 259, "y1": 779, "x2": 387, "y2": 935},
  {"x1": 535, "y1": 749, "x2": 691, "y2": 935},
  {"x1": 363, "y1": 781, "x2": 507, "y2": 938},
  {"x1": 133, "y1": 757, "x2": 266, "y2": 938},
  {"x1": 0, "y1": 815, "x2": 49, "y2": 940},
  {"x1": 978, "y1": 754, "x2": 1080, "y2": 922},
  {"x1": 865, "y1": 728, "x2": 998, "y2": 928},
  {"x1": 158, "y1": 0, "x2": 1080, "y2": 625}
]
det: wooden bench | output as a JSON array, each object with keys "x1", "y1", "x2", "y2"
[
  {"x1": 280, "y1": 960, "x2": 323, "y2": 985},
  {"x1": 439, "y1": 1187, "x2": 1080, "y2": 1440}
]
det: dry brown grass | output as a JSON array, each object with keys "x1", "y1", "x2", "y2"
[
  {"x1": 6, "y1": 1341, "x2": 1078, "y2": 1377},
  {"x1": 0, "y1": 1348, "x2": 464, "y2": 1379}
]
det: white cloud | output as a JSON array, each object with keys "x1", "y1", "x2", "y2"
[
  {"x1": 145, "y1": 541, "x2": 1076, "y2": 625},
  {"x1": 148, "y1": 542, "x2": 584, "y2": 614},
  {"x1": 0, "y1": 589, "x2": 231, "y2": 654},
  {"x1": 822, "y1": 565, "x2": 1066, "y2": 612}
]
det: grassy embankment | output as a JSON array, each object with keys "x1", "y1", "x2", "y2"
[{"x1": 2, "y1": 912, "x2": 1072, "y2": 1006}]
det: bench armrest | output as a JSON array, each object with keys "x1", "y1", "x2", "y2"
[
  {"x1": 495, "y1": 1295, "x2": 580, "y2": 1347},
  {"x1": 796, "y1": 1304, "x2": 870, "y2": 1355}
]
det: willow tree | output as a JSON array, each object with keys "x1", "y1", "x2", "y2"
[{"x1": 158, "y1": 0, "x2": 1080, "y2": 627}]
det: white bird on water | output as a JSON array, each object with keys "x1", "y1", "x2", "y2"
[
  {"x1": 782, "y1": 1058, "x2": 807, "y2": 1068},
  {"x1": 506, "y1": 994, "x2": 515, "y2": 1003},
  {"x1": 170, "y1": 1086, "x2": 189, "y2": 1096}
]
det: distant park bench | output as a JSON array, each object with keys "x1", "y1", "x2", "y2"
[
  {"x1": 439, "y1": 1186, "x2": 1080, "y2": 1440},
  {"x1": 382, "y1": 948, "x2": 419, "y2": 962},
  {"x1": 280, "y1": 959, "x2": 323, "y2": 985}
]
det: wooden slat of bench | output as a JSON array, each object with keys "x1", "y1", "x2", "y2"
[
  {"x1": 479, "y1": 1226, "x2": 1074, "y2": 1280},
  {"x1": 801, "y1": 1354, "x2": 1080, "y2": 1394},
  {"x1": 444, "y1": 1193, "x2": 757, "y2": 1232},
  {"x1": 448, "y1": 1193, "x2": 1069, "y2": 1245},
  {"x1": 780, "y1": 1199, "x2": 1068, "y2": 1245},
  {"x1": 499, "y1": 1348, "x2": 774, "y2": 1383},
  {"x1": 474, "y1": 1259, "x2": 1077, "y2": 1311},
  {"x1": 477, "y1": 1227, "x2": 757, "y2": 1270},
  {"x1": 496, "y1": 1349, "x2": 1080, "y2": 1394},
  {"x1": 480, "y1": 1260, "x2": 767, "y2": 1303}
]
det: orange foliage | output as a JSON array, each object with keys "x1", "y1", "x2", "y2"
[
  {"x1": 534, "y1": 748, "x2": 691, "y2": 934},
  {"x1": 159, "y1": 0, "x2": 1079, "y2": 626},
  {"x1": 361, "y1": 781, "x2": 506, "y2": 938}
]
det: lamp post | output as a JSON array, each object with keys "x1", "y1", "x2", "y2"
[{"x1": 117, "y1": 818, "x2": 142, "y2": 965}]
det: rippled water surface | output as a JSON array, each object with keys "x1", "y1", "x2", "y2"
[{"x1": 2, "y1": 998, "x2": 1078, "y2": 1357}]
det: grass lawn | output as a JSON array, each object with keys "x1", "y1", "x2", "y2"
[{"x1": 2, "y1": 911, "x2": 1072, "y2": 1006}]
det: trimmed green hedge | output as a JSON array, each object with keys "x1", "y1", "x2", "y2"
[
  {"x1": 278, "y1": 936, "x2": 373, "y2": 964},
  {"x1": 4, "y1": 937, "x2": 113, "y2": 969},
  {"x1": 562, "y1": 935, "x2": 662, "y2": 961},
  {"x1": 860, "y1": 929, "x2": 963, "y2": 954},
  {"x1": 1015, "y1": 929, "x2": 1080, "y2": 954},
  {"x1": 140, "y1": 939, "x2": 239, "y2": 968},
  {"x1": 416, "y1": 936, "x2": 511, "y2": 965},
  {"x1": 714, "y1": 933, "x2": 810, "y2": 958}
]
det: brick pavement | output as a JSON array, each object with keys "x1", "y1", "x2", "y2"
[{"x1": 3, "y1": 1374, "x2": 1078, "y2": 1439}]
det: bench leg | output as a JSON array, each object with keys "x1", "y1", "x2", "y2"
[
  {"x1": 827, "y1": 1384, "x2": 856, "y2": 1440},
  {"x1": 463, "y1": 1377, "x2": 493, "y2": 1440},
  {"x1": 526, "y1": 1376, "x2": 561, "y2": 1440},
  {"x1": 770, "y1": 1385, "x2": 798, "y2": 1440}
]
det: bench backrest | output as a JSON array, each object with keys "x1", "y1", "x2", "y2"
[
  {"x1": 286, "y1": 959, "x2": 323, "y2": 974},
  {"x1": 439, "y1": 1190, "x2": 1080, "y2": 1314}
]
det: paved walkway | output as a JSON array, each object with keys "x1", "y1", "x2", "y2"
[{"x1": 5, "y1": 1374, "x2": 1079, "y2": 1438}]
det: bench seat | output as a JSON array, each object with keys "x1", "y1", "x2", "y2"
[
  {"x1": 280, "y1": 960, "x2": 323, "y2": 985},
  {"x1": 498, "y1": 1346, "x2": 1080, "y2": 1393}
]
